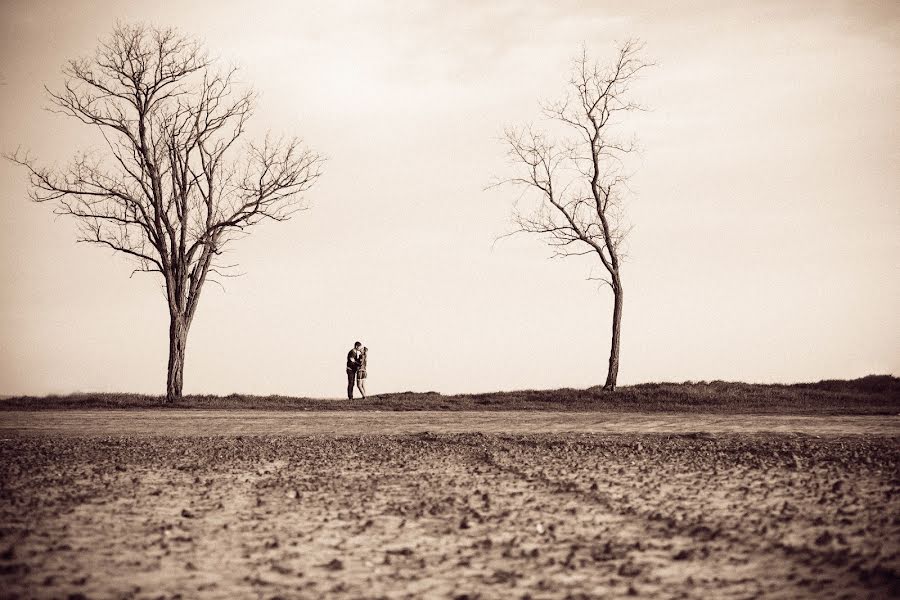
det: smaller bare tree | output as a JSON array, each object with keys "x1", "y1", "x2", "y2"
[
  {"x1": 7, "y1": 23, "x2": 324, "y2": 401},
  {"x1": 493, "y1": 40, "x2": 650, "y2": 391}
]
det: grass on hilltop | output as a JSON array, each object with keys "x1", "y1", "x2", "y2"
[{"x1": 1, "y1": 375, "x2": 897, "y2": 415}]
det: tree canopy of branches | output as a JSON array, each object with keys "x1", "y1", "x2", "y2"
[
  {"x1": 7, "y1": 23, "x2": 324, "y2": 401},
  {"x1": 494, "y1": 40, "x2": 649, "y2": 391}
]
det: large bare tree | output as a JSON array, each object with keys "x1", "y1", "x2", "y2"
[
  {"x1": 494, "y1": 41, "x2": 649, "y2": 391},
  {"x1": 7, "y1": 23, "x2": 324, "y2": 401}
]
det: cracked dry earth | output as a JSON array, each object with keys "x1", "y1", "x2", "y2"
[{"x1": 0, "y1": 433, "x2": 898, "y2": 599}]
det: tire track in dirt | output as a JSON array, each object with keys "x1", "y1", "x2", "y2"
[
  {"x1": 459, "y1": 435, "x2": 777, "y2": 598},
  {"x1": 470, "y1": 433, "x2": 899, "y2": 598},
  {"x1": 1, "y1": 433, "x2": 897, "y2": 599}
]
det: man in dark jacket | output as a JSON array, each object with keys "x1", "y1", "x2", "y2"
[{"x1": 346, "y1": 341, "x2": 362, "y2": 399}]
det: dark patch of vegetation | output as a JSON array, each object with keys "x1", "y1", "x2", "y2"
[{"x1": 1, "y1": 376, "x2": 897, "y2": 414}]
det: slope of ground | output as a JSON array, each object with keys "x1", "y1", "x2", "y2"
[{"x1": 1, "y1": 375, "x2": 898, "y2": 414}]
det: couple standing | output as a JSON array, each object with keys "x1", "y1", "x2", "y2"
[{"x1": 346, "y1": 341, "x2": 368, "y2": 399}]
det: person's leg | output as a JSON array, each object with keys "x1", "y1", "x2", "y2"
[
  {"x1": 347, "y1": 369, "x2": 355, "y2": 399},
  {"x1": 357, "y1": 372, "x2": 366, "y2": 399}
]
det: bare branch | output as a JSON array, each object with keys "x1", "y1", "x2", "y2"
[
  {"x1": 6, "y1": 21, "x2": 325, "y2": 340},
  {"x1": 494, "y1": 40, "x2": 651, "y2": 284}
]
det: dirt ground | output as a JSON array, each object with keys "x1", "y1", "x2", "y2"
[
  {"x1": 0, "y1": 414, "x2": 897, "y2": 599},
  {"x1": 3, "y1": 410, "x2": 899, "y2": 437}
]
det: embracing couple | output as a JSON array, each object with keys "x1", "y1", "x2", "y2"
[{"x1": 346, "y1": 341, "x2": 368, "y2": 400}]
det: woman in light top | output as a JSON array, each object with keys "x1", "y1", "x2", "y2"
[{"x1": 356, "y1": 347, "x2": 368, "y2": 399}]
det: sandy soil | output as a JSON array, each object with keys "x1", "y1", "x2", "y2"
[
  {"x1": 0, "y1": 421, "x2": 897, "y2": 598},
  {"x1": 3, "y1": 410, "x2": 899, "y2": 437}
]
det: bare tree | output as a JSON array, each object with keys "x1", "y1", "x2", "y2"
[
  {"x1": 7, "y1": 23, "x2": 324, "y2": 402},
  {"x1": 493, "y1": 41, "x2": 649, "y2": 391}
]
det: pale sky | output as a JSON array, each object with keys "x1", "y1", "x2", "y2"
[{"x1": 1, "y1": 0, "x2": 897, "y2": 397}]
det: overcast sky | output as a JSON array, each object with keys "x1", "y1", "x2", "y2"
[{"x1": 1, "y1": 0, "x2": 897, "y2": 397}]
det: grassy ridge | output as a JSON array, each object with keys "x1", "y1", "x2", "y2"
[{"x1": 1, "y1": 375, "x2": 897, "y2": 414}]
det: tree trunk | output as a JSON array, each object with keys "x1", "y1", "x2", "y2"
[
  {"x1": 166, "y1": 312, "x2": 189, "y2": 402},
  {"x1": 603, "y1": 280, "x2": 623, "y2": 391}
]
